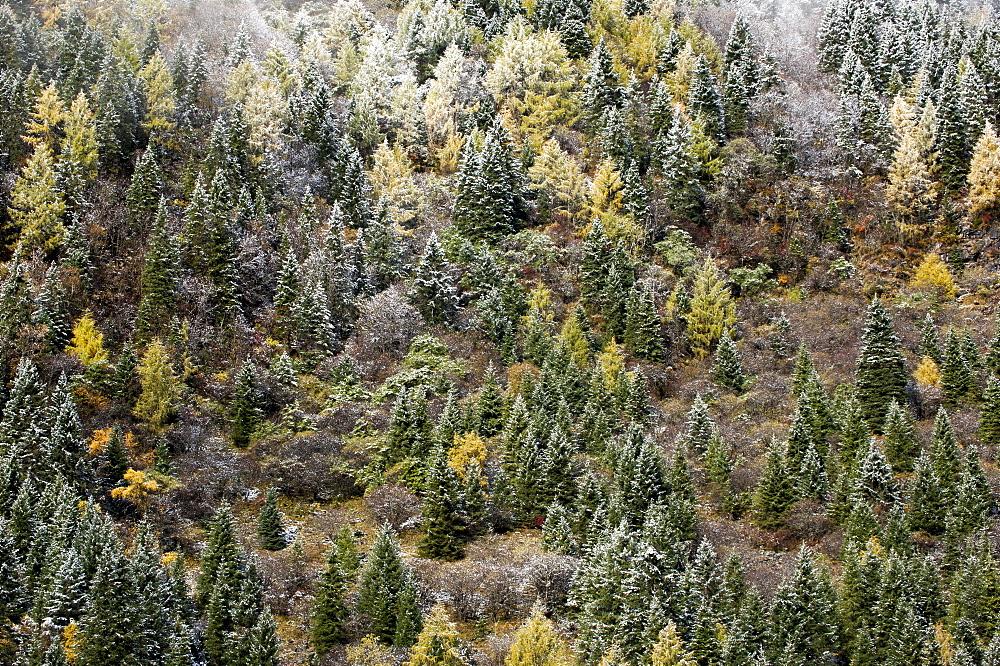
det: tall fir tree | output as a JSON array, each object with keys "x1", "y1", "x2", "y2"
[
  {"x1": 623, "y1": 283, "x2": 663, "y2": 361},
  {"x1": 257, "y1": 487, "x2": 287, "y2": 551},
  {"x1": 357, "y1": 525, "x2": 423, "y2": 646},
  {"x1": 137, "y1": 199, "x2": 179, "y2": 339},
  {"x1": 409, "y1": 233, "x2": 459, "y2": 326},
  {"x1": 711, "y1": 332, "x2": 749, "y2": 392},
  {"x1": 231, "y1": 359, "x2": 263, "y2": 448},
  {"x1": 312, "y1": 548, "x2": 350, "y2": 653},
  {"x1": 854, "y1": 298, "x2": 907, "y2": 431},
  {"x1": 418, "y1": 445, "x2": 466, "y2": 560}
]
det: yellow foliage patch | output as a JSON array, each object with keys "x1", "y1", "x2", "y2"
[
  {"x1": 63, "y1": 621, "x2": 81, "y2": 663},
  {"x1": 88, "y1": 428, "x2": 112, "y2": 455},
  {"x1": 913, "y1": 356, "x2": 943, "y2": 387},
  {"x1": 449, "y1": 432, "x2": 487, "y2": 477},
  {"x1": 66, "y1": 311, "x2": 108, "y2": 367},
  {"x1": 110, "y1": 468, "x2": 162, "y2": 510},
  {"x1": 910, "y1": 251, "x2": 957, "y2": 300}
]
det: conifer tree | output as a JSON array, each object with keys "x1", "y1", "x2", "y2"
[
  {"x1": 768, "y1": 547, "x2": 841, "y2": 663},
  {"x1": 886, "y1": 96, "x2": 938, "y2": 219},
  {"x1": 954, "y1": 447, "x2": 992, "y2": 534},
  {"x1": 853, "y1": 437, "x2": 897, "y2": 504},
  {"x1": 257, "y1": 487, "x2": 287, "y2": 551},
  {"x1": 333, "y1": 525, "x2": 361, "y2": 576},
  {"x1": 942, "y1": 328, "x2": 976, "y2": 404},
  {"x1": 752, "y1": 439, "x2": 795, "y2": 530},
  {"x1": 506, "y1": 604, "x2": 570, "y2": 666},
  {"x1": 854, "y1": 298, "x2": 907, "y2": 431},
  {"x1": 474, "y1": 366, "x2": 504, "y2": 437},
  {"x1": 711, "y1": 332, "x2": 749, "y2": 392},
  {"x1": 409, "y1": 233, "x2": 459, "y2": 326},
  {"x1": 34, "y1": 264, "x2": 70, "y2": 352},
  {"x1": 623, "y1": 283, "x2": 663, "y2": 361},
  {"x1": 134, "y1": 338, "x2": 180, "y2": 432},
  {"x1": 152, "y1": 435, "x2": 173, "y2": 475},
  {"x1": 583, "y1": 40, "x2": 622, "y2": 124},
  {"x1": 930, "y1": 407, "x2": 961, "y2": 492},
  {"x1": 358, "y1": 525, "x2": 422, "y2": 646},
  {"x1": 936, "y1": 65, "x2": 973, "y2": 190},
  {"x1": 126, "y1": 149, "x2": 164, "y2": 227},
  {"x1": 795, "y1": 441, "x2": 829, "y2": 501},
  {"x1": 685, "y1": 256, "x2": 736, "y2": 357},
  {"x1": 684, "y1": 395, "x2": 715, "y2": 453},
  {"x1": 231, "y1": 359, "x2": 263, "y2": 448},
  {"x1": 654, "y1": 107, "x2": 704, "y2": 223},
  {"x1": 137, "y1": 200, "x2": 179, "y2": 339},
  {"x1": 909, "y1": 448, "x2": 946, "y2": 535},
  {"x1": 580, "y1": 221, "x2": 613, "y2": 311},
  {"x1": 882, "y1": 400, "x2": 919, "y2": 472},
  {"x1": 8, "y1": 142, "x2": 65, "y2": 254},
  {"x1": 918, "y1": 313, "x2": 941, "y2": 364},
  {"x1": 650, "y1": 621, "x2": 697, "y2": 666},
  {"x1": 541, "y1": 502, "x2": 576, "y2": 555},
  {"x1": 418, "y1": 445, "x2": 466, "y2": 560},
  {"x1": 312, "y1": 548, "x2": 350, "y2": 654},
  {"x1": 453, "y1": 122, "x2": 526, "y2": 241},
  {"x1": 58, "y1": 92, "x2": 98, "y2": 213},
  {"x1": 969, "y1": 120, "x2": 1000, "y2": 221},
  {"x1": 140, "y1": 52, "x2": 176, "y2": 147},
  {"x1": 791, "y1": 342, "x2": 816, "y2": 396},
  {"x1": 980, "y1": 375, "x2": 1000, "y2": 446}
]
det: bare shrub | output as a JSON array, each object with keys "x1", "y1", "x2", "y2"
[
  {"x1": 784, "y1": 499, "x2": 834, "y2": 543},
  {"x1": 521, "y1": 554, "x2": 578, "y2": 610},
  {"x1": 365, "y1": 484, "x2": 421, "y2": 531},
  {"x1": 346, "y1": 286, "x2": 422, "y2": 382}
]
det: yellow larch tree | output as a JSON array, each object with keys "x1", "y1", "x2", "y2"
[
  {"x1": 7, "y1": 142, "x2": 65, "y2": 253},
  {"x1": 505, "y1": 605, "x2": 572, "y2": 666},
  {"x1": 405, "y1": 605, "x2": 464, "y2": 666},
  {"x1": 66, "y1": 311, "x2": 109, "y2": 368},
  {"x1": 590, "y1": 159, "x2": 624, "y2": 218},
  {"x1": 59, "y1": 91, "x2": 98, "y2": 211},
  {"x1": 134, "y1": 338, "x2": 180, "y2": 431},
  {"x1": 369, "y1": 141, "x2": 423, "y2": 226},
  {"x1": 23, "y1": 80, "x2": 65, "y2": 151},
  {"x1": 528, "y1": 140, "x2": 588, "y2": 223},
  {"x1": 649, "y1": 621, "x2": 697, "y2": 666},
  {"x1": 968, "y1": 120, "x2": 1000, "y2": 221},
  {"x1": 886, "y1": 96, "x2": 938, "y2": 220},
  {"x1": 910, "y1": 250, "x2": 957, "y2": 301},
  {"x1": 140, "y1": 52, "x2": 177, "y2": 148},
  {"x1": 684, "y1": 256, "x2": 736, "y2": 357}
]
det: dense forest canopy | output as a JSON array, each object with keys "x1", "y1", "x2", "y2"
[{"x1": 0, "y1": 0, "x2": 999, "y2": 663}]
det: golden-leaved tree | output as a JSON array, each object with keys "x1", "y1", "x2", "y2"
[
  {"x1": 134, "y1": 339, "x2": 180, "y2": 431},
  {"x1": 405, "y1": 605, "x2": 464, "y2": 666},
  {"x1": 968, "y1": 120, "x2": 1000, "y2": 221},
  {"x1": 886, "y1": 96, "x2": 938, "y2": 223},
  {"x1": 140, "y1": 52, "x2": 177, "y2": 148},
  {"x1": 505, "y1": 605, "x2": 571, "y2": 666},
  {"x1": 7, "y1": 142, "x2": 65, "y2": 253},
  {"x1": 59, "y1": 91, "x2": 98, "y2": 211},
  {"x1": 909, "y1": 250, "x2": 957, "y2": 301},
  {"x1": 684, "y1": 256, "x2": 736, "y2": 357}
]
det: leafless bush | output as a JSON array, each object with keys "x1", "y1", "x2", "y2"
[
  {"x1": 258, "y1": 432, "x2": 355, "y2": 501},
  {"x1": 258, "y1": 551, "x2": 314, "y2": 615},
  {"x1": 418, "y1": 557, "x2": 525, "y2": 622},
  {"x1": 521, "y1": 554, "x2": 578, "y2": 610},
  {"x1": 478, "y1": 631, "x2": 516, "y2": 666},
  {"x1": 365, "y1": 484, "x2": 421, "y2": 531},
  {"x1": 784, "y1": 499, "x2": 834, "y2": 543},
  {"x1": 346, "y1": 286, "x2": 422, "y2": 382}
]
